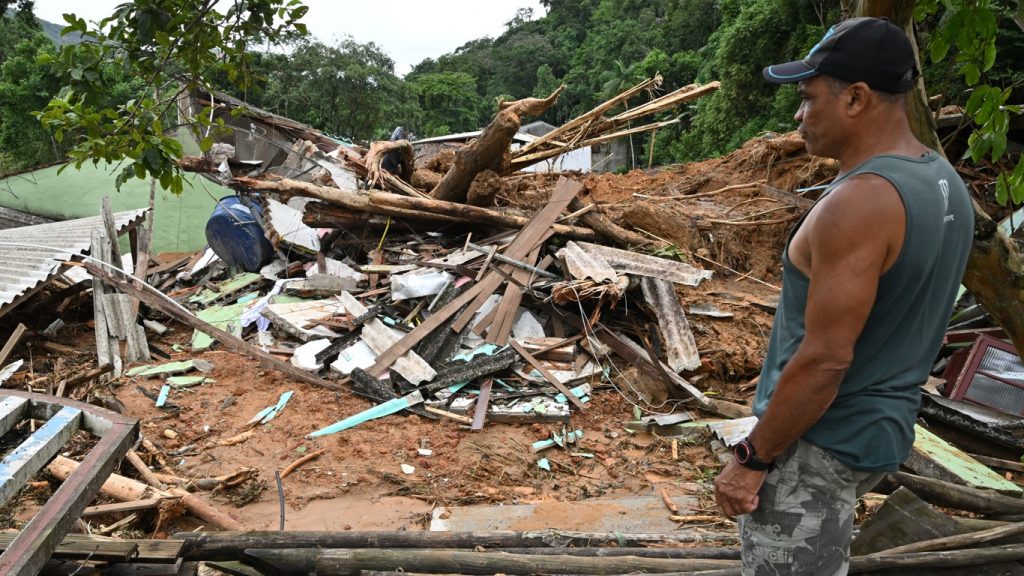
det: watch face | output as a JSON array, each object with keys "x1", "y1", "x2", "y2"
[{"x1": 735, "y1": 441, "x2": 751, "y2": 463}]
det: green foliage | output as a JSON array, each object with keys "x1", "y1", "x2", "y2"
[
  {"x1": 407, "y1": 71, "x2": 483, "y2": 136},
  {"x1": 917, "y1": 0, "x2": 1024, "y2": 205},
  {"x1": 34, "y1": 0, "x2": 308, "y2": 193},
  {"x1": 675, "y1": 0, "x2": 842, "y2": 161},
  {"x1": 260, "y1": 37, "x2": 405, "y2": 141},
  {"x1": 533, "y1": 63, "x2": 561, "y2": 99}
]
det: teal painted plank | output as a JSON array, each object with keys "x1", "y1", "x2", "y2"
[
  {"x1": 913, "y1": 424, "x2": 1022, "y2": 494},
  {"x1": 308, "y1": 391, "x2": 424, "y2": 437},
  {"x1": 0, "y1": 397, "x2": 29, "y2": 437},
  {"x1": 0, "y1": 406, "x2": 81, "y2": 507}
]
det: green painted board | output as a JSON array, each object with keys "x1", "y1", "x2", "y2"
[
  {"x1": 191, "y1": 301, "x2": 248, "y2": 351},
  {"x1": 188, "y1": 273, "x2": 262, "y2": 306},
  {"x1": 166, "y1": 376, "x2": 214, "y2": 388},
  {"x1": 127, "y1": 360, "x2": 197, "y2": 378},
  {"x1": 911, "y1": 424, "x2": 1022, "y2": 494}
]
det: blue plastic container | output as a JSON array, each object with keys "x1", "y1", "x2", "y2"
[{"x1": 205, "y1": 196, "x2": 275, "y2": 272}]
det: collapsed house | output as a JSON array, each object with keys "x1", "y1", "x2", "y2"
[{"x1": 0, "y1": 75, "x2": 1022, "y2": 574}]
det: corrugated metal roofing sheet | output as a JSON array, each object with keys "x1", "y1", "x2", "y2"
[
  {"x1": 0, "y1": 209, "x2": 147, "y2": 316},
  {"x1": 555, "y1": 241, "x2": 617, "y2": 283},
  {"x1": 577, "y1": 242, "x2": 713, "y2": 286},
  {"x1": 707, "y1": 416, "x2": 759, "y2": 447}
]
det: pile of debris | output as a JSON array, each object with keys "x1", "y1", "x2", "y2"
[{"x1": 2, "y1": 72, "x2": 1024, "y2": 575}]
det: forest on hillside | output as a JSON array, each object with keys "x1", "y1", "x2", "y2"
[{"x1": 1, "y1": 0, "x2": 1022, "y2": 176}]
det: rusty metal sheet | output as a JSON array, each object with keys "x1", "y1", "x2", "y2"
[
  {"x1": 641, "y1": 277, "x2": 700, "y2": 372},
  {"x1": 555, "y1": 241, "x2": 617, "y2": 283},
  {"x1": 578, "y1": 241, "x2": 712, "y2": 286}
]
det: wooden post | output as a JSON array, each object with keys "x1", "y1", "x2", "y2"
[
  {"x1": 242, "y1": 548, "x2": 738, "y2": 576},
  {"x1": 174, "y1": 531, "x2": 740, "y2": 561},
  {"x1": 90, "y1": 230, "x2": 121, "y2": 378},
  {"x1": 47, "y1": 455, "x2": 244, "y2": 531},
  {"x1": 0, "y1": 324, "x2": 27, "y2": 368}
]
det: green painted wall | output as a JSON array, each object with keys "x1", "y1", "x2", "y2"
[{"x1": 0, "y1": 162, "x2": 231, "y2": 254}]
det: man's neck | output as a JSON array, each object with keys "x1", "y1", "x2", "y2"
[{"x1": 835, "y1": 111, "x2": 928, "y2": 176}]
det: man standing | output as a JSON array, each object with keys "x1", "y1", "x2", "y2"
[{"x1": 713, "y1": 17, "x2": 974, "y2": 575}]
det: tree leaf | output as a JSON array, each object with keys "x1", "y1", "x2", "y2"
[{"x1": 962, "y1": 62, "x2": 980, "y2": 85}]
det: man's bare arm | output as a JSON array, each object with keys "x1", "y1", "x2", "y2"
[
  {"x1": 713, "y1": 174, "x2": 904, "y2": 517},
  {"x1": 749, "y1": 173, "x2": 905, "y2": 460}
]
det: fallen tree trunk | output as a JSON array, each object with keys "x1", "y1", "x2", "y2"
[
  {"x1": 370, "y1": 192, "x2": 596, "y2": 241},
  {"x1": 175, "y1": 531, "x2": 738, "y2": 561},
  {"x1": 243, "y1": 548, "x2": 739, "y2": 576},
  {"x1": 850, "y1": 543, "x2": 1024, "y2": 573},
  {"x1": 226, "y1": 175, "x2": 597, "y2": 240},
  {"x1": 431, "y1": 86, "x2": 564, "y2": 203},
  {"x1": 48, "y1": 455, "x2": 244, "y2": 531},
  {"x1": 877, "y1": 471, "x2": 1024, "y2": 516}
]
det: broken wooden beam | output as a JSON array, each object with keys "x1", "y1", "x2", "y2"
[
  {"x1": 48, "y1": 454, "x2": 245, "y2": 531},
  {"x1": 509, "y1": 340, "x2": 586, "y2": 410},
  {"x1": 243, "y1": 547, "x2": 738, "y2": 575},
  {"x1": 81, "y1": 496, "x2": 175, "y2": 518},
  {"x1": 0, "y1": 323, "x2": 26, "y2": 368},
  {"x1": 370, "y1": 192, "x2": 595, "y2": 240},
  {"x1": 432, "y1": 86, "x2": 564, "y2": 203},
  {"x1": 80, "y1": 261, "x2": 341, "y2": 392},
  {"x1": 877, "y1": 471, "x2": 1024, "y2": 516},
  {"x1": 175, "y1": 530, "x2": 739, "y2": 561},
  {"x1": 366, "y1": 178, "x2": 583, "y2": 377}
]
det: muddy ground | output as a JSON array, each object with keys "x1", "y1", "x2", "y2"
[{"x1": 5, "y1": 132, "x2": 839, "y2": 537}]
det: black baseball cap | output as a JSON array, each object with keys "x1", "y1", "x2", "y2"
[{"x1": 763, "y1": 17, "x2": 918, "y2": 93}]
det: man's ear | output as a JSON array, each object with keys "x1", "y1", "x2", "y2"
[{"x1": 846, "y1": 82, "x2": 872, "y2": 117}]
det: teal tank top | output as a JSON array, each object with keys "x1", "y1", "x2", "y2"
[{"x1": 752, "y1": 152, "x2": 974, "y2": 471}]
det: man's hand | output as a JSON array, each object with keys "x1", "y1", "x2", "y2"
[{"x1": 713, "y1": 460, "x2": 768, "y2": 517}]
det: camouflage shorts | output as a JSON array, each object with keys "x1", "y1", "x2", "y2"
[{"x1": 738, "y1": 439, "x2": 885, "y2": 576}]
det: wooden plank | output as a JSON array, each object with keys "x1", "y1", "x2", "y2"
[
  {"x1": 131, "y1": 221, "x2": 152, "y2": 316},
  {"x1": 91, "y1": 230, "x2": 119, "y2": 377},
  {"x1": 0, "y1": 532, "x2": 182, "y2": 563},
  {"x1": 969, "y1": 453, "x2": 1024, "y2": 473},
  {"x1": 111, "y1": 293, "x2": 150, "y2": 362},
  {"x1": 0, "y1": 406, "x2": 81, "y2": 507},
  {"x1": 487, "y1": 244, "x2": 542, "y2": 345},
  {"x1": 851, "y1": 487, "x2": 1024, "y2": 575},
  {"x1": 0, "y1": 397, "x2": 28, "y2": 436},
  {"x1": 0, "y1": 324, "x2": 26, "y2": 368},
  {"x1": 509, "y1": 340, "x2": 586, "y2": 410},
  {"x1": 422, "y1": 406, "x2": 473, "y2": 424},
  {"x1": 81, "y1": 262, "x2": 342, "y2": 392},
  {"x1": 471, "y1": 378, "x2": 493, "y2": 431},
  {"x1": 82, "y1": 496, "x2": 171, "y2": 517},
  {"x1": 0, "y1": 532, "x2": 137, "y2": 562},
  {"x1": 101, "y1": 196, "x2": 124, "y2": 270},
  {"x1": 905, "y1": 424, "x2": 1022, "y2": 495},
  {"x1": 452, "y1": 180, "x2": 580, "y2": 332}
]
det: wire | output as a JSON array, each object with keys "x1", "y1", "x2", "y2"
[
  {"x1": 561, "y1": 282, "x2": 692, "y2": 416},
  {"x1": 375, "y1": 216, "x2": 392, "y2": 252}
]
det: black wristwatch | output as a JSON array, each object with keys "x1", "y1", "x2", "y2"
[{"x1": 734, "y1": 437, "x2": 775, "y2": 471}]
